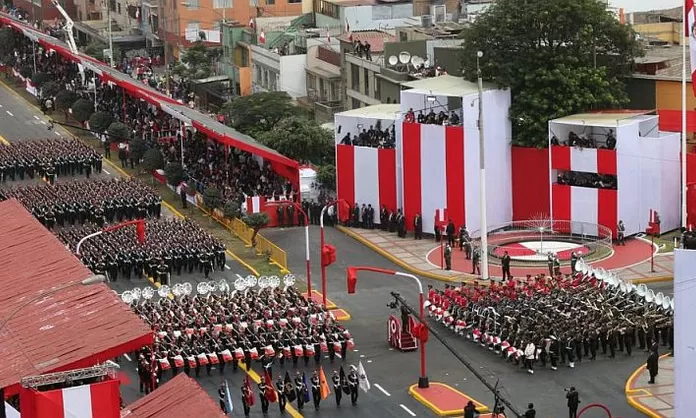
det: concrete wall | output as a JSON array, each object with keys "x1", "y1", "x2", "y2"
[{"x1": 279, "y1": 53, "x2": 307, "y2": 98}]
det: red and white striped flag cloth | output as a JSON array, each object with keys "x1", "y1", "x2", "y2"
[
  {"x1": 687, "y1": 0, "x2": 696, "y2": 95},
  {"x1": 29, "y1": 380, "x2": 120, "y2": 418},
  {"x1": 259, "y1": 30, "x2": 266, "y2": 44}
]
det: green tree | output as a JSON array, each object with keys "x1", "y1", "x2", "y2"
[
  {"x1": 55, "y1": 90, "x2": 78, "y2": 119},
  {"x1": 173, "y1": 41, "x2": 222, "y2": 80},
  {"x1": 203, "y1": 186, "x2": 223, "y2": 210},
  {"x1": 0, "y1": 27, "x2": 16, "y2": 63},
  {"x1": 221, "y1": 92, "x2": 301, "y2": 136},
  {"x1": 129, "y1": 137, "x2": 147, "y2": 162},
  {"x1": 223, "y1": 200, "x2": 241, "y2": 219},
  {"x1": 142, "y1": 148, "x2": 165, "y2": 172},
  {"x1": 164, "y1": 162, "x2": 186, "y2": 187},
  {"x1": 89, "y1": 111, "x2": 113, "y2": 134},
  {"x1": 315, "y1": 164, "x2": 336, "y2": 192},
  {"x1": 107, "y1": 121, "x2": 130, "y2": 142},
  {"x1": 259, "y1": 117, "x2": 334, "y2": 164},
  {"x1": 243, "y1": 212, "x2": 270, "y2": 246},
  {"x1": 41, "y1": 81, "x2": 61, "y2": 99},
  {"x1": 84, "y1": 41, "x2": 120, "y2": 62},
  {"x1": 31, "y1": 72, "x2": 51, "y2": 88},
  {"x1": 71, "y1": 99, "x2": 94, "y2": 124},
  {"x1": 459, "y1": 0, "x2": 642, "y2": 147}
]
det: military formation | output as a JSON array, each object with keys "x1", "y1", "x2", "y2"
[
  {"x1": 58, "y1": 219, "x2": 226, "y2": 283},
  {"x1": 0, "y1": 178, "x2": 161, "y2": 229},
  {"x1": 428, "y1": 265, "x2": 673, "y2": 374},
  {"x1": 0, "y1": 138, "x2": 102, "y2": 184}
]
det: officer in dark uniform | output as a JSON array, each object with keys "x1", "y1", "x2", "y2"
[
  {"x1": 472, "y1": 248, "x2": 481, "y2": 275},
  {"x1": 275, "y1": 374, "x2": 286, "y2": 413},
  {"x1": 258, "y1": 376, "x2": 270, "y2": 414},
  {"x1": 501, "y1": 251, "x2": 512, "y2": 281},
  {"x1": 277, "y1": 205, "x2": 285, "y2": 228},
  {"x1": 444, "y1": 243, "x2": 452, "y2": 271},
  {"x1": 286, "y1": 204, "x2": 295, "y2": 227},
  {"x1": 348, "y1": 365, "x2": 359, "y2": 406},
  {"x1": 446, "y1": 220, "x2": 456, "y2": 247},
  {"x1": 311, "y1": 370, "x2": 321, "y2": 410},
  {"x1": 413, "y1": 213, "x2": 423, "y2": 239},
  {"x1": 156, "y1": 260, "x2": 170, "y2": 285},
  {"x1": 332, "y1": 370, "x2": 342, "y2": 406},
  {"x1": 295, "y1": 372, "x2": 306, "y2": 411}
]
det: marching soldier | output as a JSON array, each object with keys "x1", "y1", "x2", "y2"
[
  {"x1": 348, "y1": 365, "x2": 359, "y2": 406},
  {"x1": 258, "y1": 376, "x2": 270, "y2": 414},
  {"x1": 241, "y1": 380, "x2": 253, "y2": 417},
  {"x1": 275, "y1": 374, "x2": 286, "y2": 413},
  {"x1": 218, "y1": 381, "x2": 228, "y2": 413},
  {"x1": 311, "y1": 370, "x2": 321, "y2": 410},
  {"x1": 295, "y1": 371, "x2": 306, "y2": 411},
  {"x1": 332, "y1": 370, "x2": 342, "y2": 406},
  {"x1": 471, "y1": 248, "x2": 481, "y2": 275}
]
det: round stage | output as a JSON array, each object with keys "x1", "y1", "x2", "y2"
[{"x1": 491, "y1": 240, "x2": 590, "y2": 261}]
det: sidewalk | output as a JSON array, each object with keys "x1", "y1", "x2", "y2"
[
  {"x1": 625, "y1": 355, "x2": 674, "y2": 418},
  {"x1": 337, "y1": 226, "x2": 674, "y2": 283}
]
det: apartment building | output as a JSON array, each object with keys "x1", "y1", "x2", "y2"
[
  {"x1": 72, "y1": 0, "x2": 145, "y2": 49},
  {"x1": 303, "y1": 43, "x2": 343, "y2": 122}
]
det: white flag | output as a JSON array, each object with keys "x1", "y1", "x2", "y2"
[{"x1": 358, "y1": 361, "x2": 370, "y2": 393}]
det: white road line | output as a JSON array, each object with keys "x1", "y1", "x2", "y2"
[
  {"x1": 33, "y1": 115, "x2": 39, "y2": 120},
  {"x1": 103, "y1": 169, "x2": 111, "y2": 175},
  {"x1": 54, "y1": 131, "x2": 61, "y2": 136},
  {"x1": 40, "y1": 120, "x2": 46, "y2": 124},
  {"x1": 374, "y1": 383, "x2": 391, "y2": 397},
  {"x1": 225, "y1": 264, "x2": 231, "y2": 270},
  {"x1": 6, "y1": 110, "x2": 13, "y2": 116},
  {"x1": 400, "y1": 404, "x2": 417, "y2": 417},
  {"x1": 123, "y1": 354, "x2": 132, "y2": 362}
]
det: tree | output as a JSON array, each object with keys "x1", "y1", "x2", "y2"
[
  {"x1": 129, "y1": 137, "x2": 147, "y2": 162},
  {"x1": 0, "y1": 27, "x2": 16, "y2": 64},
  {"x1": 31, "y1": 72, "x2": 51, "y2": 88},
  {"x1": 458, "y1": 0, "x2": 642, "y2": 147},
  {"x1": 223, "y1": 200, "x2": 241, "y2": 219},
  {"x1": 142, "y1": 148, "x2": 164, "y2": 172},
  {"x1": 84, "y1": 41, "x2": 120, "y2": 63},
  {"x1": 243, "y1": 212, "x2": 270, "y2": 246},
  {"x1": 173, "y1": 41, "x2": 222, "y2": 80},
  {"x1": 107, "y1": 121, "x2": 130, "y2": 142},
  {"x1": 203, "y1": 186, "x2": 223, "y2": 210},
  {"x1": 259, "y1": 117, "x2": 334, "y2": 164},
  {"x1": 55, "y1": 90, "x2": 78, "y2": 119},
  {"x1": 41, "y1": 81, "x2": 61, "y2": 99},
  {"x1": 164, "y1": 162, "x2": 186, "y2": 187},
  {"x1": 70, "y1": 98, "x2": 94, "y2": 124},
  {"x1": 221, "y1": 92, "x2": 302, "y2": 136},
  {"x1": 89, "y1": 111, "x2": 113, "y2": 134},
  {"x1": 316, "y1": 164, "x2": 336, "y2": 192}
]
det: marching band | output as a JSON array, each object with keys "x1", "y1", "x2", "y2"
[{"x1": 427, "y1": 259, "x2": 674, "y2": 373}]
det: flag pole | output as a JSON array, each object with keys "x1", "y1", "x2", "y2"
[{"x1": 683, "y1": 1, "x2": 689, "y2": 228}]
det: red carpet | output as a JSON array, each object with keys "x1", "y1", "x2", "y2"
[
  {"x1": 492, "y1": 243, "x2": 535, "y2": 257},
  {"x1": 411, "y1": 383, "x2": 486, "y2": 414}
]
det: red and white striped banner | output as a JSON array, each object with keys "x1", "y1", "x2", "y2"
[
  {"x1": 21, "y1": 379, "x2": 120, "y2": 418},
  {"x1": 551, "y1": 146, "x2": 617, "y2": 175},
  {"x1": 246, "y1": 195, "x2": 266, "y2": 214},
  {"x1": 402, "y1": 123, "x2": 465, "y2": 234},
  {"x1": 552, "y1": 184, "x2": 617, "y2": 237},
  {"x1": 336, "y1": 145, "x2": 397, "y2": 220}
]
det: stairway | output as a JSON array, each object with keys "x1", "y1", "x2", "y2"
[{"x1": 399, "y1": 332, "x2": 418, "y2": 352}]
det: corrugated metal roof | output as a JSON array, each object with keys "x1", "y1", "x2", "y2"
[
  {"x1": 337, "y1": 30, "x2": 395, "y2": 52},
  {"x1": 0, "y1": 199, "x2": 152, "y2": 392},
  {"x1": 121, "y1": 374, "x2": 227, "y2": 418}
]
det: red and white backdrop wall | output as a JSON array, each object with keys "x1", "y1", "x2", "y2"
[
  {"x1": 334, "y1": 107, "x2": 401, "y2": 224},
  {"x1": 549, "y1": 114, "x2": 680, "y2": 237},
  {"x1": 397, "y1": 87, "x2": 513, "y2": 234}
]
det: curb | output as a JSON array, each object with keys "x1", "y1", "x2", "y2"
[
  {"x1": 628, "y1": 276, "x2": 673, "y2": 284},
  {"x1": 408, "y1": 383, "x2": 489, "y2": 416},
  {"x1": 336, "y1": 226, "x2": 477, "y2": 284},
  {"x1": 624, "y1": 354, "x2": 671, "y2": 418}
]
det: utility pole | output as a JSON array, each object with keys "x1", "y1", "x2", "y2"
[
  {"x1": 107, "y1": 4, "x2": 115, "y2": 67},
  {"x1": 162, "y1": 13, "x2": 170, "y2": 95},
  {"x1": 477, "y1": 50, "x2": 489, "y2": 282}
]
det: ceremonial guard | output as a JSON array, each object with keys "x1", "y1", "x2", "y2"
[
  {"x1": 332, "y1": 370, "x2": 342, "y2": 407},
  {"x1": 242, "y1": 379, "x2": 253, "y2": 417},
  {"x1": 258, "y1": 376, "x2": 270, "y2": 414},
  {"x1": 471, "y1": 248, "x2": 481, "y2": 275},
  {"x1": 218, "y1": 381, "x2": 228, "y2": 413},
  {"x1": 501, "y1": 251, "x2": 511, "y2": 281},
  {"x1": 459, "y1": 225, "x2": 471, "y2": 258},
  {"x1": 617, "y1": 220, "x2": 626, "y2": 245},
  {"x1": 446, "y1": 220, "x2": 456, "y2": 247},
  {"x1": 444, "y1": 243, "x2": 452, "y2": 271},
  {"x1": 413, "y1": 212, "x2": 423, "y2": 239},
  {"x1": 275, "y1": 374, "x2": 286, "y2": 413},
  {"x1": 348, "y1": 365, "x2": 359, "y2": 406},
  {"x1": 295, "y1": 371, "x2": 306, "y2": 411},
  {"x1": 311, "y1": 370, "x2": 321, "y2": 410}
]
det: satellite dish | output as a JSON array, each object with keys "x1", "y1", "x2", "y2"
[
  {"x1": 388, "y1": 55, "x2": 398, "y2": 66},
  {"x1": 411, "y1": 55, "x2": 424, "y2": 67},
  {"x1": 398, "y1": 51, "x2": 411, "y2": 65}
]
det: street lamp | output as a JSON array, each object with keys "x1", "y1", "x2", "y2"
[
  {"x1": 346, "y1": 266, "x2": 429, "y2": 388},
  {"x1": 319, "y1": 199, "x2": 349, "y2": 308},
  {"x1": 476, "y1": 50, "x2": 489, "y2": 281},
  {"x1": 0, "y1": 275, "x2": 107, "y2": 332}
]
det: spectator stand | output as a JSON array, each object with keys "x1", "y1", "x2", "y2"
[
  {"x1": 334, "y1": 104, "x2": 401, "y2": 227},
  {"x1": 398, "y1": 75, "x2": 513, "y2": 235},
  {"x1": 549, "y1": 112, "x2": 680, "y2": 238}
]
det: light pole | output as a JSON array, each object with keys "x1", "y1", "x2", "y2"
[
  {"x1": 0, "y1": 275, "x2": 107, "y2": 332},
  {"x1": 266, "y1": 201, "x2": 312, "y2": 298},
  {"x1": 476, "y1": 50, "x2": 489, "y2": 281},
  {"x1": 319, "y1": 199, "x2": 348, "y2": 308},
  {"x1": 346, "y1": 266, "x2": 429, "y2": 388},
  {"x1": 76, "y1": 219, "x2": 146, "y2": 255},
  {"x1": 107, "y1": 4, "x2": 115, "y2": 67}
]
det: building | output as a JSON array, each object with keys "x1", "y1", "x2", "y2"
[
  {"x1": 221, "y1": 23, "x2": 253, "y2": 96},
  {"x1": 13, "y1": 0, "x2": 77, "y2": 23},
  {"x1": 72, "y1": 0, "x2": 146, "y2": 50},
  {"x1": 303, "y1": 42, "x2": 344, "y2": 122},
  {"x1": 314, "y1": 0, "x2": 415, "y2": 32},
  {"x1": 339, "y1": 30, "x2": 395, "y2": 109},
  {"x1": 158, "y1": 0, "x2": 303, "y2": 59}
]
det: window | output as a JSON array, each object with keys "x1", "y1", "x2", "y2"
[
  {"x1": 351, "y1": 64, "x2": 359, "y2": 90},
  {"x1": 213, "y1": 0, "x2": 232, "y2": 7},
  {"x1": 266, "y1": 0, "x2": 275, "y2": 5},
  {"x1": 351, "y1": 98, "x2": 360, "y2": 109},
  {"x1": 109, "y1": 0, "x2": 116, "y2": 12},
  {"x1": 186, "y1": 0, "x2": 199, "y2": 9},
  {"x1": 289, "y1": 0, "x2": 301, "y2": 3},
  {"x1": 117, "y1": 3, "x2": 121, "y2": 14},
  {"x1": 374, "y1": 77, "x2": 380, "y2": 99},
  {"x1": 307, "y1": 73, "x2": 317, "y2": 90},
  {"x1": 363, "y1": 68, "x2": 369, "y2": 94},
  {"x1": 330, "y1": 81, "x2": 340, "y2": 102}
]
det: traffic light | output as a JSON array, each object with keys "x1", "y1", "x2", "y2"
[
  {"x1": 347, "y1": 267, "x2": 357, "y2": 294},
  {"x1": 321, "y1": 244, "x2": 337, "y2": 267}
]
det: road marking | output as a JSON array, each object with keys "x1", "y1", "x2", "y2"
[
  {"x1": 6, "y1": 110, "x2": 13, "y2": 116},
  {"x1": 40, "y1": 120, "x2": 46, "y2": 124},
  {"x1": 374, "y1": 383, "x2": 391, "y2": 397},
  {"x1": 54, "y1": 131, "x2": 61, "y2": 136},
  {"x1": 400, "y1": 404, "x2": 417, "y2": 417},
  {"x1": 33, "y1": 115, "x2": 39, "y2": 120},
  {"x1": 103, "y1": 169, "x2": 110, "y2": 175},
  {"x1": 225, "y1": 264, "x2": 231, "y2": 270},
  {"x1": 123, "y1": 354, "x2": 132, "y2": 362}
]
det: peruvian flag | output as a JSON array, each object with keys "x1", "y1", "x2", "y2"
[
  {"x1": 336, "y1": 145, "x2": 398, "y2": 223},
  {"x1": 249, "y1": 18, "x2": 255, "y2": 29},
  {"x1": 246, "y1": 195, "x2": 266, "y2": 214},
  {"x1": 259, "y1": 30, "x2": 266, "y2": 44},
  {"x1": 20, "y1": 379, "x2": 120, "y2": 418},
  {"x1": 687, "y1": 0, "x2": 696, "y2": 95}
]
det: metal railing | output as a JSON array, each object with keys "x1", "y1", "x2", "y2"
[{"x1": 228, "y1": 217, "x2": 289, "y2": 272}]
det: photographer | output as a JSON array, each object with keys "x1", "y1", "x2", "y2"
[
  {"x1": 565, "y1": 387, "x2": 580, "y2": 418},
  {"x1": 463, "y1": 400, "x2": 479, "y2": 418}
]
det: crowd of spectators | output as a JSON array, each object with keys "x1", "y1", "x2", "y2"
[
  {"x1": 550, "y1": 129, "x2": 616, "y2": 150},
  {"x1": 404, "y1": 108, "x2": 461, "y2": 126},
  {"x1": 557, "y1": 171, "x2": 617, "y2": 190},
  {"x1": 338, "y1": 124, "x2": 395, "y2": 149}
]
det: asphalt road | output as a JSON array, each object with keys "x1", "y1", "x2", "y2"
[{"x1": 262, "y1": 225, "x2": 674, "y2": 418}]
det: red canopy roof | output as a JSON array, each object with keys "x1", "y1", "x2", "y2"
[
  {"x1": 0, "y1": 199, "x2": 153, "y2": 395},
  {"x1": 120, "y1": 374, "x2": 227, "y2": 418}
]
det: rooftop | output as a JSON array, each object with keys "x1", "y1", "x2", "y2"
[
  {"x1": 336, "y1": 103, "x2": 401, "y2": 119},
  {"x1": 551, "y1": 111, "x2": 656, "y2": 128},
  {"x1": 0, "y1": 199, "x2": 152, "y2": 394},
  {"x1": 632, "y1": 45, "x2": 691, "y2": 80},
  {"x1": 337, "y1": 30, "x2": 395, "y2": 53},
  {"x1": 401, "y1": 74, "x2": 496, "y2": 97},
  {"x1": 121, "y1": 374, "x2": 226, "y2": 418}
]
